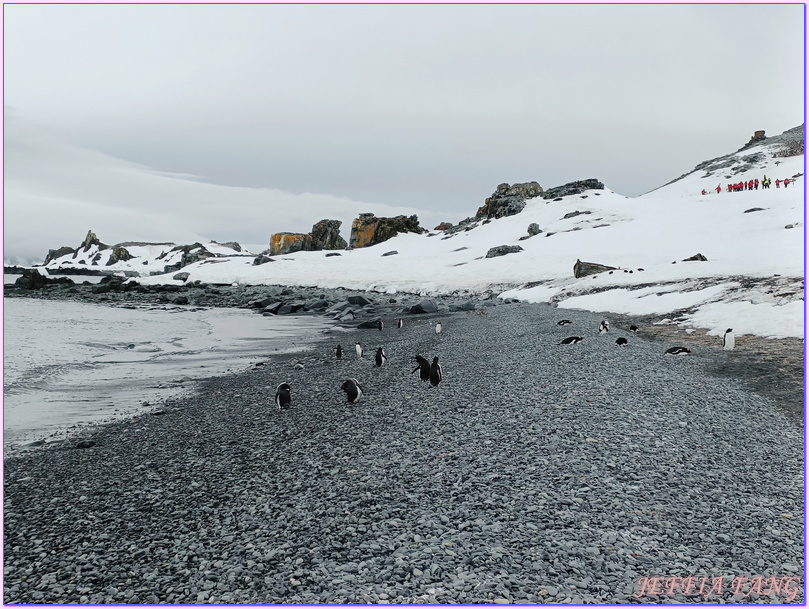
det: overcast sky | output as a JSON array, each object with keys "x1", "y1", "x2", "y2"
[{"x1": 3, "y1": 3, "x2": 804, "y2": 262}]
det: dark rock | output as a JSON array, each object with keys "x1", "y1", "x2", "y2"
[
  {"x1": 277, "y1": 301, "x2": 306, "y2": 315},
  {"x1": 253, "y1": 254, "x2": 275, "y2": 265},
  {"x1": 14, "y1": 269, "x2": 74, "y2": 290},
  {"x1": 44, "y1": 246, "x2": 76, "y2": 265},
  {"x1": 744, "y1": 208, "x2": 766, "y2": 213},
  {"x1": 357, "y1": 318, "x2": 383, "y2": 329},
  {"x1": 541, "y1": 179, "x2": 605, "y2": 200},
  {"x1": 410, "y1": 299, "x2": 438, "y2": 314},
  {"x1": 309, "y1": 219, "x2": 348, "y2": 251},
  {"x1": 563, "y1": 210, "x2": 592, "y2": 220},
  {"x1": 381, "y1": 250, "x2": 399, "y2": 257},
  {"x1": 349, "y1": 213, "x2": 425, "y2": 249},
  {"x1": 347, "y1": 295, "x2": 372, "y2": 307},
  {"x1": 527, "y1": 223, "x2": 542, "y2": 236},
  {"x1": 75, "y1": 440, "x2": 96, "y2": 449},
  {"x1": 106, "y1": 246, "x2": 134, "y2": 266},
  {"x1": 476, "y1": 182, "x2": 542, "y2": 220},
  {"x1": 173, "y1": 272, "x2": 190, "y2": 282},
  {"x1": 485, "y1": 245, "x2": 524, "y2": 258},
  {"x1": 325, "y1": 252, "x2": 342, "y2": 257},
  {"x1": 435, "y1": 222, "x2": 454, "y2": 231},
  {"x1": 682, "y1": 253, "x2": 708, "y2": 262},
  {"x1": 573, "y1": 259, "x2": 617, "y2": 278},
  {"x1": 172, "y1": 295, "x2": 189, "y2": 305}
]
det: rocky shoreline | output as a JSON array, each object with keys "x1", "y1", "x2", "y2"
[{"x1": 3, "y1": 296, "x2": 804, "y2": 604}]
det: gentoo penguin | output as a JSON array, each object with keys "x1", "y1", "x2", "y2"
[
  {"x1": 412, "y1": 355, "x2": 431, "y2": 382},
  {"x1": 629, "y1": 325, "x2": 639, "y2": 333},
  {"x1": 341, "y1": 378, "x2": 363, "y2": 403},
  {"x1": 557, "y1": 320, "x2": 573, "y2": 326},
  {"x1": 615, "y1": 337, "x2": 628, "y2": 346},
  {"x1": 335, "y1": 344, "x2": 343, "y2": 360},
  {"x1": 435, "y1": 322, "x2": 443, "y2": 334},
  {"x1": 560, "y1": 336, "x2": 584, "y2": 345},
  {"x1": 429, "y1": 356, "x2": 442, "y2": 387},
  {"x1": 397, "y1": 318, "x2": 404, "y2": 329},
  {"x1": 377, "y1": 319, "x2": 384, "y2": 331},
  {"x1": 375, "y1": 347, "x2": 387, "y2": 367},
  {"x1": 355, "y1": 342, "x2": 363, "y2": 359},
  {"x1": 665, "y1": 346, "x2": 691, "y2": 355},
  {"x1": 599, "y1": 320, "x2": 610, "y2": 333},
  {"x1": 722, "y1": 328, "x2": 735, "y2": 351},
  {"x1": 275, "y1": 383, "x2": 292, "y2": 411}
]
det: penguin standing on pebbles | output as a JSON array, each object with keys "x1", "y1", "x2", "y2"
[
  {"x1": 665, "y1": 347, "x2": 691, "y2": 355},
  {"x1": 722, "y1": 328, "x2": 735, "y2": 351},
  {"x1": 435, "y1": 322, "x2": 443, "y2": 335},
  {"x1": 397, "y1": 318, "x2": 404, "y2": 329},
  {"x1": 615, "y1": 337, "x2": 628, "y2": 346},
  {"x1": 412, "y1": 355, "x2": 431, "y2": 382},
  {"x1": 377, "y1": 319, "x2": 384, "y2": 331},
  {"x1": 341, "y1": 379, "x2": 363, "y2": 403},
  {"x1": 629, "y1": 325, "x2": 639, "y2": 333},
  {"x1": 355, "y1": 342, "x2": 363, "y2": 359},
  {"x1": 560, "y1": 336, "x2": 584, "y2": 345},
  {"x1": 557, "y1": 320, "x2": 573, "y2": 326},
  {"x1": 335, "y1": 344, "x2": 343, "y2": 360},
  {"x1": 275, "y1": 383, "x2": 292, "y2": 411},
  {"x1": 429, "y1": 356, "x2": 442, "y2": 387},
  {"x1": 599, "y1": 320, "x2": 610, "y2": 333},
  {"x1": 375, "y1": 347, "x2": 387, "y2": 367}
]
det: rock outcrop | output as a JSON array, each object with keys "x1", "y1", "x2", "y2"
[
  {"x1": 14, "y1": 269, "x2": 74, "y2": 290},
  {"x1": 269, "y1": 220, "x2": 348, "y2": 256},
  {"x1": 476, "y1": 182, "x2": 543, "y2": 220},
  {"x1": 348, "y1": 214, "x2": 425, "y2": 249},
  {"x1": 106, "y1": 246, "x2": 134, "y2": 266},
  {"x1": 486, "y1": 245, "x2": 524, "y2": 258},
  {"x1": 269, "y1": 233, "x2": 309, "y2": 256},
  {"x1": 44, "y1": 246, "x2": 76, "y2": 265},
  {"x1": 541, "y1": 179, "x2": 605, "y2": 200},
  {"x1": 573, "y1": 259, "x2": 617, "y2": 278}
]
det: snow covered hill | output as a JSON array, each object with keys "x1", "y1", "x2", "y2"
[{"x1": 35, "y1": 127, "x2": 805, "y2": 339}]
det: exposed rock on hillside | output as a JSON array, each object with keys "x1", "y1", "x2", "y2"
[
  {"x1": 541, "y1": 179, "x2": 605, "y2": 200},
  {"x1": 269, "y1": 233, "x2": 309, "y2": 256},
  {"x1": 476, "y1": 181, "x2": 543, "y2": 220},
  {"x1": 573, "y1": 259, "x2": 616, "y2": 278},
  {"x1": 269, "y1": 220, "x2": 348, "y2": 255},
  {"x1": 349, "y1": 214, "x2": 425, "y2": 249},
  {"x1": 106, "y1": 246, "x2": 134, "y2": 266}
]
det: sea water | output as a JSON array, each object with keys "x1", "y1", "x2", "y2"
[{"x1": 3, "y1": 297, "x2": 336, "y2": 451}]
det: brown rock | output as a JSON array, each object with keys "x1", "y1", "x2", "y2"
[
  {"x1": 349, "y1": 213, "x2": 425, "y2": 249},
  {"x1": 269, "y1": 233, "x2": 310, "y2": 256}
]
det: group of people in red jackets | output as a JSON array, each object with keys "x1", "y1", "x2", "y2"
[{"x1": 701, "y1": 175, "x2": 794, "y2": 195}]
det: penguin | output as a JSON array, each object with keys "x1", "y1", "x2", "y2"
[
  {"x1": 377, "y1": 319, "x2": 384, "y2": 331},
  {"x1": 397, "y1": 318, "x2": 404, "y2": 329},
  {"x1": 412, "y1": 355, "x2": 431, "y2": 382},
  {"x1": 599, "y1": 320, "x2": 610, "y2": 333},
  {"x1": 355, "y1": 342, "x2": 363, "y2": 359},
  {"x1": 557, "y1": 320, "x2": 573, "y2": 326},
  {"x1": 560, "y1": 336, "x2": 584, "y2": 345},
  {"x1": 375, "y1": 347, "x2": 387, "y2": 367},
  {"x1": 429, "y1": 356, "x2": 442, "y2": 387},
  {"x1": 615, "y1": 337, "x2": 628, "y2": 346},
  {"x1": 629, "y1": 325, "x2": 639, "y2": 333},
  {"x1": 335, "y1": 344, "x2": 343, "y2": 360},
  {"x1": 275, "y1": 383, "x2": 292, "y2": 411},
  {"x1": 722, "y1": 328, "x2": 735, "y2": 351},
  {"x1": 341, "y1": 378, "x2": 363, "y2": 403},
  {"x1": 435, "y1": 322, "x2": 443, "y2": 334},
  {"x1": 665, "y1": 347, "x2": 691, "y2": 355}
]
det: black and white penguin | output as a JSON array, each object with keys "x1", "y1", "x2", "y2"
[
  {"x1": 355, "y1": 342, "x2": 363, "y2": 359},
  {"x1": 599, "y1": 320, "x2": 610, "y2": 333},
  {"x1": 722, "y1": 328, "x2": 735, "y2": 351},
  {"x1": 615, "y1": 337, "x2": 628, "y2": 346},
  {"x1": 629, "y1": 325, "x2": 639, "y2": 333},
  {"x1": 397, "y1": 318, "x2": 404, "y2": 329},
  {"x1": 412, "y1": 355, "x2": 431, "y2": 382},
  {"x1": 375, "y1": 347, "x2": 387, "y2": 367},
  {"x1": 665, "y1": 346, "x2": 691, "y2": 355},
  {"x1": 341, "y1": 378, "x2": 363, "y2": 403},
  {"x1": 429, "y1": 356, "x2": 442, "y2": 387},
  {"x1": 377, "y1": 319, "x2": 384, "y2": 331},
  {"x1": 335, "y1": 344, "x2": 343, "y2": 360},
  {"x1": 435, "y1": 322, "x2": 443, "y2": 335},
  {"x1": 275, "y1": 383, "x2": 292, "y2": 411},
  {"x1": 557, "y1": 320, "x2": 573, "y2": 326},
  {"x1": 560, "y1": 336, "x2": 584, "y2": 345}
]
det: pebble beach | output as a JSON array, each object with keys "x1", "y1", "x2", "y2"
[{"x1": 3, "y1": 300, "x2": 804, "y2": 604}]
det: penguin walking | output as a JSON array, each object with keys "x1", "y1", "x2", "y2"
[
  {"x1": 335, "y1": 344, "x2": 343, "y2": 361},
  {"x1": 665, "y1": 347, "x2": 691, "y2": 355},
  {"x1": 599, "y1": 320, "x2": 610, "y2": 333},
  {"x1": 355, "y1": 342, "x2": 363, "y2": 359},
  {"x1": 341, "y1": 378, "x2": 363, "y2": 403},
  {"x1": 377, "y1": 319, "x2": 384, "y2": 331},
  {"x1": 397, "y1": 318, "x2": 404, "y2": 329},
  {"x1": 412, "y1": 355, "x2": 431, "y2": 382},
  {"x1": 557, "y1": 320, "x2": 573, "y2": 326},
  {"x1": 435, "y1": 322, "x2": 443, "y2": 335},
  {"x1": 375, "y1": 347, "x2": 387, "y2": 367},
  {"x1": 722, "y1": 328, "x2": 735, "y2": 351},
  {"x1": 629, "y1": 325, "x2": 639, "y2": 333},
  {"x1": 615, "y1": 337, "x2": 628, "y2": 346},
  {"x1": 560, "y1": 336, "x2": 584, "y2": 345},
  {"x1": 429, "y1": 356, "x2": 442, "y2": 387},
  {"x1": 275, "y1": 383, "x2": 292, "y2": 411}
]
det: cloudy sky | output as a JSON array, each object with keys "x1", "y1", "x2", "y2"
[{"x1": 3, "y1": 3, "x2": 804, "y2": 262}]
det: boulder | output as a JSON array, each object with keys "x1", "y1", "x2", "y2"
[
  {"x1": 106, "y1": 246, "x2": 134, "y2": 266},
  {"x1": 253, "y1": 254, "x2": 275, "y2": 265},
  {"x1": 476, "y1": 181, "x2": 543, "y2": 220},
  {"x1": 173, "y1": 272, "x2": 191, "y2": 282},
  {"x1": 348, "y1": 213, "x2": 425, "y2": 249},
  {"x1": 573, "y1": 259, "x2": 617, "y2": 278},
  {"x1": 486, "y1": 245, "x2": 524, "y2": 258},
  {"x1": 325, "y1": 252, "x2": 342, "y2": 257},
  {"x1": 381, "y1": 250, "x2": 399, "y2": 257},
  {"x1": 309, "y1": 219, "x2": 347, "y2": 250},
  {"x1": 357, "y1": 318, "x2": 383, "y2": 329},
  {"x1": 541, "y1": 179, "x2": 605, "y2": 200},
  {"x1": 410, "y1": 299, "x2": 438, "y2": 314},
  {"x1": 347, "y1": 295, "x2": 372, "y2": 307},
  {"x1": 527, "y1": 223, "x2": 542, "y2": 236},
  {"x1": 563, "y1": 210, "x2": 592, "y2": 220},
  {"x1": 14, "y1": 269, "x2": 74, "y2": 290},
  {"x1": 682, "y1": 253, "x2": 708, "y2": 262},
  {"x1": 269, "y1": 232, "x2": 309, "y2": 256},
  {"x1": 435, "y1": 222, "x2": 454, "y2": 231}
]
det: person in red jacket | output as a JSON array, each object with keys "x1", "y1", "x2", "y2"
[
  {"x1": 784, "y1": 178, "x2": 790, "y2": 188},
  {"x1": 754, "y1": 178, "x2": 759, "y2": 190},
  {"x1": 776, "y1": 179, "x2": 781, "y2": 188},
  {"x1": 716, "y1": 184, "x2": 722, "y2": 194}
]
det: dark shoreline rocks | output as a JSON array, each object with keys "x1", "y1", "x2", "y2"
[{"x1": 3, "y1": 302, "x2": 803, "y2": 604}]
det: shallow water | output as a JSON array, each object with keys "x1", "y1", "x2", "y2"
[{"x1": 3, "y1": 298, "x2": 335, "y2": 449}]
